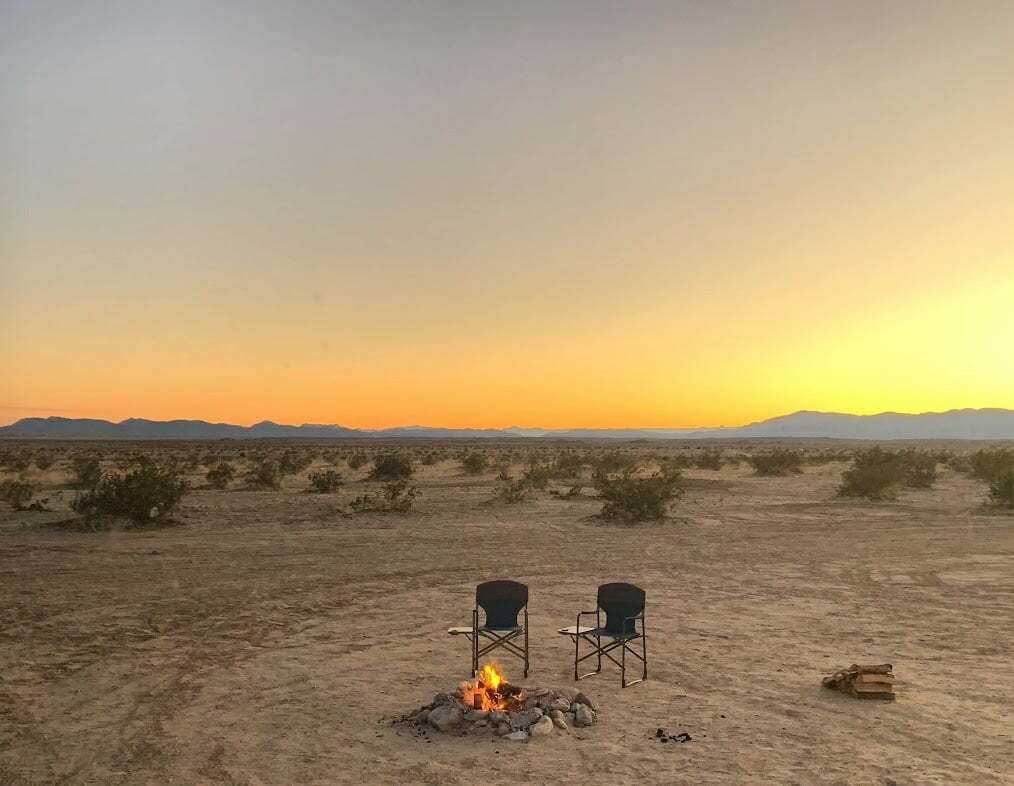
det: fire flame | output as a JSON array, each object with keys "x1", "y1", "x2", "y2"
[{"x1": 459, "y1": 662, "x2": 522, "y2": 712}]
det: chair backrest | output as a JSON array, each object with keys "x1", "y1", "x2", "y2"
[
  {"x1": 476, "y1": 580, "x2": 528, "y2": 629},
  {"x1": 597, "y1": 582, "x2": 645, "y2": 635}
]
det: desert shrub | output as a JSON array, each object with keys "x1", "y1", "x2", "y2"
[
  {"x1": 71, "y1": 456, "x2": 102, "y2": 488},
  {"x1": 593, "y1": 467, "x2": 683, "y2": 521},
  {"x1": 206, "y1": 462, "x2": 235, "y2": 490},
  {"x1": 460, "y1": 452, "x2": 487, "y2": 475},
  {"x1": 349, "y1": 481, "x2": 418, "y2": 513},
  {"x1": 307, "y1": 469, "x2": 343, "y2": 493},
  {"x1": 71, "y1": 464, "x2": 187, "y2": 524},
  {"x1": 748, "y1": 449, "x2": 804, "y2": 477},
  {"x1": 944, "y1": 452, "x2": 972, "y2": 474},
  {"x1": 33, "y1": 452, "x2": 55, "y2": 471},
  {"x1": 2, "y1": 451, "x2": 30, "y2": 473},
  {"x1": 595, "y1": 451, "x2": 638, "y2": 475},
  {"x1": 837, "y1": 448, "x2": 907, "y2": 500},
  {"x1": 369, "y1": 452, "x2": 413, "y2": 481},
  {"x1": 663, "y1": 454, "x2": 693, "y2": 470},
  {"x1": 1, "y1": 479, "x2": 36, "y2": 511},
  {"x1": 493, "y1": 473, "x2": 530, "y2": 504},
  {"x1": 552, "y1": 451, "x2": 586, "y2": 478},
  {"x1": 987, "y1": 470, "x2": 1014, "y2": 509},
  {"x1": 693, "y1": 449, "x2": 723, "y2": 470},
  {"x1": 420, "y1": 452, "x2": 438, "y2": 466},
  {"x1": 279, "y1": 449, "x2": 314, "y2": 475},
  {"x1": 521, "y1": 462, "x2": 552, "y2": 491},
  {"x1": 347, "y1": 452, "x2": 369, "y2": 470},
  {"x1": 968, "y1": 448, "x2": 1014, "y2": 483},
  {"x1": 245, "y1": 459, "x2": 281, "y2": 490},
  {"x1": 900, "y1": 450, "x2": 937, "y2": 489}
]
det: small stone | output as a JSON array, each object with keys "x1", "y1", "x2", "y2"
[
  {"x1": 508, "y1": 708, "x2": 543, "y2": 730},
  {"x1": 555, "y1": 686, "x2": 581, "y2": 702},
  {"x1": 574, "y1": 692, "x2": 596, "y2": 711},
  {"x1": 565, "y1": 711, "x2": 577, "y2": 727},
  {"x1": 549, "y1": 697, "x2": 571, "y2": 712},
  {"x1": 488, "y1": 710, "x2": 507, "y2": 725},
  {"x1": 573, "y1": 704, "x2": 596, "y2": 727},
  {"x1": 464, "y1": 710, "x2": 489, "y2": 722},
  {"x1": 496, "y1": 722, "x2": 511, "y2": 736},
  {"x1": 427, "y1": 704, "x2": 463, "y2": 732},
  {"x1": 505, "y1": 731, "x2": 529, "y2": 742},
  {"x1": 550, "y1": 710, "x2": 568, "y2": 730},
  {"x1": 530, "y1": 716, "x2": 554, "y2": 737},
  {"x1": 432, "y1": 692, "x2": 458, "y2": 707},
  {"x1": 416, "y1": 709, "x2": 430, "y2": 724}
]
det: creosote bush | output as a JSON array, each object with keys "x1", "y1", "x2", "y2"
[
  {"x1": 837, "y1": 448, "x2": 905, "y2": 500},
  {"x1": 245, "y1": 459, "x2": 281, "y2": 490},
  {"x1": 693, "y1": 449, "x2": 723, "y2": 470},
  {"x1": 349, "y1": 481, "x2": 418, "y2": 513},
  {"x1": 33, "y1": 453, "x2": 55, "y2": 471},
  {"x1": 460, "y1": 452, "x2": 487, "y2": 475},
  {"x1": 71, "y1": 456, "x2": 102, "y2": 488},
  {"x1": 307, "y1": 469, "x2": 343, "y2": 493},
  {"x1": 900, "y1": 450, "x2": 937, "y2": 489},
  {"x1": 347, "y1": 452, "x2": 369, "y2": 470},
  {"x1": 369, "y1": 453, "x2": 414, "y2": 481},
  {"x1": 748, "y1": 449, "x2": 804, "y2": 477},
  {"x1": 493, "y1": 472, "x2": 530, "y2": 504},
  {"x1": 1, "y1": 479, "x2": 38, "y2": 511},
  {"x1": 593, "y1": 467, "x2": 684, "y2": 522},
  {"x1": 968, "y1": 448, "x2": 1014, "y2": 483},
  {"x1": 987, "y1": 470, "x2": 1014, "y2": 510},
  {"x1": 71, "y1": 464, "x2": 187, "y2": 524},
  {"x1": 206, "y1": 461, "x2": 235, "y2": 490}
]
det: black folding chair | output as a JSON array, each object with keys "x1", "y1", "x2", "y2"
[
  {"x1": 447, "y1": 580, "x2": 529, "y2": 677},
  {"x1": 558, "y1": 582, "x2": 646, "y2": 688}
]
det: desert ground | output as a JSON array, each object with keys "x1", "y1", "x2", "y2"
[{"x1": 1, "y1": 440, "x2": 1011, "y2": 785}]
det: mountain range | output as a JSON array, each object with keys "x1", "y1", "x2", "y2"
[{"x1": 2, "y1": 409, "x2": 1013, "y2": 440}]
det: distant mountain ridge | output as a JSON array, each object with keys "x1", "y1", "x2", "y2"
[{"x1": 2, "y1": 409, "x2": 1013, "y2": 440}]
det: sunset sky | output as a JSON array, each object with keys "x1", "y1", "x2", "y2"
[{"x1": 2, "y1": 1, "x2": 1012, "y2": 429}]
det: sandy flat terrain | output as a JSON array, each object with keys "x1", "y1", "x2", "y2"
[{"x1": 1, "y1": 442, "x2": 1012, "y2": 785}]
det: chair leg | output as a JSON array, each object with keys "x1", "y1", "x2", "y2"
[
  {"x1": 523, "y1": 608, "x2": 530, "y2": 678},
  {"x1": 621, "y1": 633, "x2": 627, "y2": 688},
  {"x1": 642, "y1": 617, "x2": 648, "y2": 681}
]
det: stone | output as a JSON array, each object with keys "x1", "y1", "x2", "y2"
[
  {"x1": 508, "y1": 708, "x2": 543, "y2": 730},
  {"x1": 433, "y1": 692, "x2": 460, "y2": 707},
  {"x1": 530, "y1": 716, "x2": 554, "y2": 737},
  {"x1": 550, "y1": 710, "x2": 568, "y2": 730},
  {"x1": 564, "y1": 711, "x2": 577, "y2": 727},
  {"x1": 496, "y1": 722, "x2": 511, "y2": 736},
  {"x1": 549, "y1": 697, "x2": 571, "y2": 712},
  {"x1": 505, "y1": 731, "x2": 529, "y2": 742},
  {"x1": 463, "y1": 710, "x2": 488, "y2": 722},
  {"x1": 488, "y1": 710, "x2": 507, "y2": 726},
  {"x1": 573, "y1": 703, "x2": 596, "y2": 727},
  {"x1": 427, "y1": 704, "x2": 463, "y2": 732},
  {"x1": 555, "y1": 686, "x2": 581, "y2": 702},
  {"x1": 415, "y1": 709, "x2": 430, "y2": 724},
  {"x1": 574, "y1": 692, "x2": 596, "y2": 711}
]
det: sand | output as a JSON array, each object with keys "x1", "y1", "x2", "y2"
[{"x1": 1, "y1": 442, "x2": 1012, "y2": 785}]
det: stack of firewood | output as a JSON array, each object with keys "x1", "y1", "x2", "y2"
[{"x1": 822, "y1": 663, "x2": 896, "y2": 700}]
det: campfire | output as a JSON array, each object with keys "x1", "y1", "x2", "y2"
[
  {"x1": 459, "y1": 662, "x2": 524, "y2": 712},
  {"x1": 394, "y1": 661, "x2": 599, "y2": 741}
]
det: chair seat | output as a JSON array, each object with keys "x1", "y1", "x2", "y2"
[
  {"x1": 447, "y1": 624, "x2": 523, "y2": 636},
  {"x1": 577, "y1": 626, "x2": 641, "y2": 641}
]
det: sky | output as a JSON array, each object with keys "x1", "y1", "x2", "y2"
[{"x1": 1, "y1": 1, "x2": 1012, "y2": 429}]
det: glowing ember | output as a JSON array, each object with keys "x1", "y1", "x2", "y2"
[{"x1": 458, "y1": 662, "x2": 523, "y2": 712}]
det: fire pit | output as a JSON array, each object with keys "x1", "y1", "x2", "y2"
[{"x1": 396, "y1": 662, "x2": 598, "y2": 741}]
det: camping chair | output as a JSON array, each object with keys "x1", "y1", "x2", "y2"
[
  {"x1": 557, "y1": 582, "x2": 646, "y2": 687},
  {"x1": 447, "y1": 580, "x2": 529, "y2": 677}
]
